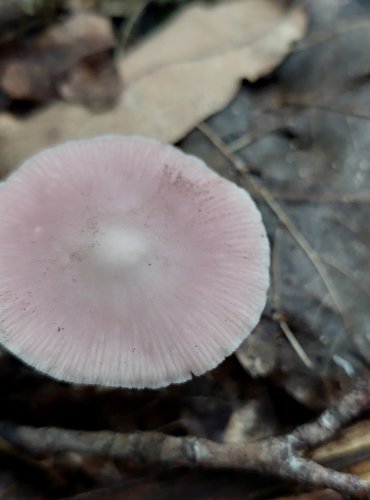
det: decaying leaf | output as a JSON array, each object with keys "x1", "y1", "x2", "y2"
[
  {"x1": 196, "y1": 6, "x2": 370, "y2": 409},
  {"x1": 0, "y1": 13, "x2": 120, "y2": 109},
  {"x1": 121, "y1": 0, "x2": 306, "y2": 84},
  {"x1": 212, "y1": 90, "x2": 370, "y2": 405},
  {"x1": 174, "y1": 1, "x2": 370, "y2": 409},
  {"x1": 0, "y1": 0, "x2": 307, "y2": 174}
]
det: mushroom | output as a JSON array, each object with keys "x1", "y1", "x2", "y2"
[{"x1": 0, "y1": 136, "x2": 269, "y2": 388}]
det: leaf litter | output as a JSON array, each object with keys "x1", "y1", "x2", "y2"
[
  {"x1": 1, "y1": 0, "x2": 370, "y2": 497},
  {"x1": 0, "y1": 0, "x2": 306, "y2": 175},
  {"x1": 180, "y1": 2, "x2": 370, "y2": 410}
]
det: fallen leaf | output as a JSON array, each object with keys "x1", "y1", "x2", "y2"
[
  {"x1": 232, "y1": 91, "x2": 370, "y2": 403},
  {"x1": 121, "y1": 0, "x2": 305, "y2": 85},
  {"x1": 0, "y1": 13, "x2": 120, "y2": 108},
  {"x1": 188, "y1": 5, "x2": 370, "y2": 409},
  {"x1": 0, "y1": 0, "x2": 307, "y2": 174}
]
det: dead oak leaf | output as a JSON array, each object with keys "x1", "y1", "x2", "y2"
[
  {"x1": 121, "y1": 0, "x2": 306, "y2": 85},
  {"x1": 0, "y1": 0, "x2": 307, "y2": 175}
]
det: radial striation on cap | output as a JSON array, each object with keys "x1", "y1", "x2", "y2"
[{"x1": 0, "y1": 136, "x2": 269, "y2": 388}]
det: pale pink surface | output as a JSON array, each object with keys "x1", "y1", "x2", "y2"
[{"x1": 0, "y1": 136, "x2": 269, "y2": 388}]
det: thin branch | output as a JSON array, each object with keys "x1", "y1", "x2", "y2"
[
  {"x1": 277, "y1": 315, "x2": 315, "y2": 370},
  {"x1": 0, "y1": 425, "x2": 368, "y2": 497},
  {"x1": 271, "y1": 225, "x2": 314, "y2": 370},
  {"x1": 291, "y1": 377, "x2": 370, "y2": 449},
  {"x1": 1, "y1": 376, "x2": 370, "y2": 497}
]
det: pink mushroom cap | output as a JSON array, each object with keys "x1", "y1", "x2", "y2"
[{"x1": 0, "y1": 136, "x2": 269, "y2": 388}]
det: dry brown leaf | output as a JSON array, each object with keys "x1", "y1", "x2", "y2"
[
  {"x1": 121, "y1": 0, "x2": 304, "y2": 84},
  {"x1": 0, "y1": 0, "x2": 306, "y2": 174}
]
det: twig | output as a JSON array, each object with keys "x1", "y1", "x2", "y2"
[
  {"x1": 291, "y1": 377, "x2": 370, "y2": 448},
  {"x1": 271, "y1": 225, "x2": 314, "y2": 370},
  {"x1": 1, "y1": 376, "x2": 370, "y2": 497},
  {"x1": 277, "y1": 315, "x2": 315, "y2": 370}
]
